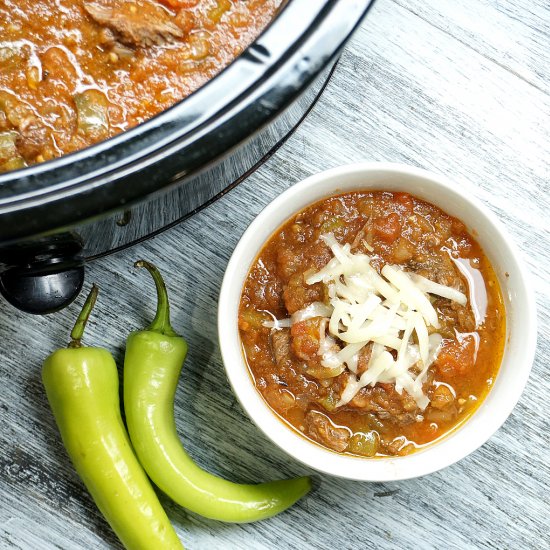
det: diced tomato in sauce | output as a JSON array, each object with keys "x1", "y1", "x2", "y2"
[
  {"x1": 373, "y1": 213, "x2": 402, "y2": 244},
  {"x1": 435, "y1": 336, "x2": 477, "y2": 378}
]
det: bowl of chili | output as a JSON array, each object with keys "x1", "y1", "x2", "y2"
[{"x1": 218, "y1": 162, "x2": 537, "y2": 481}]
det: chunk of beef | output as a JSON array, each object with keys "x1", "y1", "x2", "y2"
[
  {"x1": 413, "y1": 251, "x2": 475, "y2": 333},
  {"x1": 0, "y1": 91, "x2": 35, "y2": 129},
  {"x1": 15, "y1": 122, "x2": 51, "y2": 161},
  {"x1": 84, "y1": 0, "x2": 183, "y2": 47},
  {"x1": 304, "y1": 410, "x2": 350, "y2": 452},
  {"x1": 347, "y1": 383, "x2": 419, "y2": 426},
  {"x1": 283, "y1": 272, "x2": 324, "y2": 314},
  {"x1": 356, "y1": 343, "x2": 373, "y2": 376},
  {"x1": 270, "y1": 329, "x2": 291, "y2": 367},
  {"x1": 415, "y1": 252, "x2": 466, "y2": 294},
  {"x1": 436, "y1": 300, "x2": 476, "y2": 335},
  {"x1": 379, "y1": 437, "x2": 416, "y2": 456},
  {"x1": 276, "y1": 239, "x2": 331, "y2": 282}
]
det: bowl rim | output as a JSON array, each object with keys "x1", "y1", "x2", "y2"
[{"x1": 218, "y1": 162, "x2": 537, "y2": 481}]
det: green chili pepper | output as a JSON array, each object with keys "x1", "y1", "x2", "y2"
[
  {"x1": 124, "y1": 261, "x2": 312, "y2": 523},
  {"x1": 42, "y1": 285, "x2": 184, "y2": 550}
]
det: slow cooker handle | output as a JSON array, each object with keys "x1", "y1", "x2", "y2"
[{"x1": 0, "y1": 234, "x2": 84, "y2": 315}]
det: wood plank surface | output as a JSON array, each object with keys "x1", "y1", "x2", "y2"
[{"x1": 1, "y1": 0, "x2": 548, "y2": 548}]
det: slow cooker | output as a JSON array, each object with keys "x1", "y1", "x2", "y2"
[{"x1": 0, "y1": 0, "x2": 375, "y2": 314}]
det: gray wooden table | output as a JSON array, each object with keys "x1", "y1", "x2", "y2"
[{"x1": 1, "y1": 1, "x2": 548, "y2": 548}]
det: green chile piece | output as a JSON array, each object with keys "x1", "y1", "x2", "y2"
[{"x1": 347, "y1": 431, "x2": 380, "y2": 457}]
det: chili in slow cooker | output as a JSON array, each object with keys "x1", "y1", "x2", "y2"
[
  {"x1": 239, "y1": 191, "x2": 506, "y2": 457},
  {"x1": 0, "y1": 0, "x2": 282, "y2": 171}
]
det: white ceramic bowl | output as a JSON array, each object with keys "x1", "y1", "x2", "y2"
[{"x1": 218, "y1": 162, "x2": 537, "y2": 481}]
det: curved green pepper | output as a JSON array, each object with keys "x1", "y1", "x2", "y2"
[
  {"x1": 124, "y1": 261, "x2": 311, "y2": 523},
  {"x1": 42, "y1": 285, "x2": 184, "y2": 550}
]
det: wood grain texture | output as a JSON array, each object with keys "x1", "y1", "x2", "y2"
[{"x1": 1, "y1": 0, "x2": 549, "y2": 548}]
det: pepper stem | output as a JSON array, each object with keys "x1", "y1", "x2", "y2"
[
  {"x1": 135, "y1": 260, "x2": 178, "y2": 337},
  {"x1": 69, "y1": 284, "x2": 99, "y2": 348}
]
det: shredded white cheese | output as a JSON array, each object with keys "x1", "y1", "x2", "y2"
[
  {"x1": 262, "y1": 310, "x2": 292, "y2": 329},
  {"x1": 408, "y1": 272, "x2": 468, "y2": 306},
  {"x1": 291, "y1": 301, "x2": 333, "y2": 324},
  {"x1": 265, "y1": 233, "x2": 467, "y2": 410},
  {"x1": 306, "y1": 234, "x2": 466, "y2": 410}
]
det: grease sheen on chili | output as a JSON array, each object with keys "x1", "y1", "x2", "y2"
[
  {"x1": 239, "y1": 191, "x2": 506, "y2": 458},
  {"x1": 0, "y1": 0, "x2": 282, "y2": 171}
]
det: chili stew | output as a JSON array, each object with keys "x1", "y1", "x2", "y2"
[
  {"x1": 0, "y1": 0, "x2": 283, "y2": 171},
  {"x1": 239, "y1": 191, "x2": 505, "y2": 458}
]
